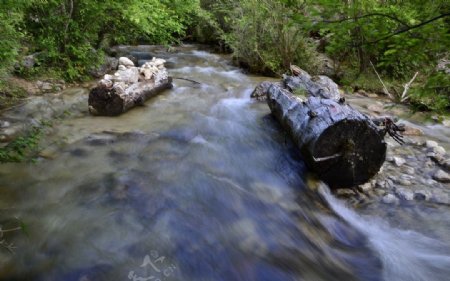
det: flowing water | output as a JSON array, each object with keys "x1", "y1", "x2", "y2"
[{"x1": 0, "y1": 45, "x2": 449, "y2": 281}]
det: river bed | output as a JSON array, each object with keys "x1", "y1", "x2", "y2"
[{"x1": 0, "y1": 45, "x2": 449, "y2": 281}]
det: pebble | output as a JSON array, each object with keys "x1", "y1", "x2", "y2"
[
  {"x1": 432, "y1": 169, "x2": 450, "y2": 183},
  {"x1": 392, "y1": 156, "x2": 406, "y2": 166},
  {"x1": 395, "y1": 187, "x2": 414, "y2": 201},
  {"x1": 396, "y1": 179, "x2": 412, "y2": 186},
  {"x1": 402, "y1": 126, "x2": 423, "y2": 136},
  {"x1": 443, "y1": 119, "x2": 450, "y2": 127},
  {"x1": 336, "y1": 188, "x2": 356, "y2": 198},
  {"x1": 367, "y1": 103, "x2": 384, "y2": 113},
  {"x1": 413, "y1": 190, "x2": 431, "y2": 201},
  {"x1": 85, "y1": 133, "x2": 117, "y2": 146},
  {"x1": 431, "y1": 191, "x2": 449, "y2": 205},
  {"x1": 0, "y1": 121, "x2": 10, "y2": 128},
  {"x1": 432, "y1": 146, "x2": 446, "y2": 155},
  {"x1": 403, "y1": 167, "x2": 415, "y2": 175},
  {"x1": 382, "y1": 194, "x2": 399, "y2": 204},
  {"x1": 419, "y1": 178, "x2": 437, "y2": 186},
  {"x1": 358, "y1": 182, "x2": 373, "y2": 193},
  {"x1": 425, "y1": 140, "x2": 438, "y2": 148},
  {"x1": 376, "y1": 179, "x2": 387, "y2": 189}
]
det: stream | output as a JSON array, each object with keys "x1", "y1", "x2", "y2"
[{"x1": 1, "y1": 45, "x2": 449, "y2": 281}]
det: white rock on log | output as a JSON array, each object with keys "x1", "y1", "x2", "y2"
[
  {"x1": 114, "y1": 67, "x2": 140, "y2": 84},
  {"x1": 118, "y1": 57, "x2": 134, "y2": 68}
]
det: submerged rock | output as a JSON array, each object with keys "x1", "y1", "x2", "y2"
[
  {"x1": 433, "y1": 169, "x2": 450, "y2": 183},
  {"x1": 382, "y1": 194, "x2": 399, "y2": 204}
]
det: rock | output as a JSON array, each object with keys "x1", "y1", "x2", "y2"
[
  {"x1": 432, "y1": 146, "x2": 446, "y2": 156},
  {"x1": 358, "y1": 182, "x2": 373, "y2": 193},
  {"x1": 419, "y1": 178, "x2": 437, "y2": 186},
  {"x1": 85, "y1": 133, "x2": 117, "y2": 146},
  {"x1": 118, "y1": 57, "x2": 134, "y2": 68},
  {"x1": 336, "y1": 188, "x2": 356, "y2": 198},
  {"x1": 89, "y1": 56, "x2": 119, "y2": 78},
  {"x1": 392, "y1": 156, "x2": 406, "y2": 167},
  {"x1": 432, "y1": 190, "x2": 449, "y2": 205},
  {"x1": 440, "y1": 158, "x2": 450, "y2": 170},
  {"x1": 98, "y1": 79, "x2": 113, "y2": 88},
  {"x1": 367, "y1": 103, "x2": 384, "y2": 114},
  {"x1": 21, "y1": 54, "x2": 37, "y2": 69},
  {"x1": 433, "y1": 169, "x2": 450, "y2": 183},
  {"x1": 251, "y1": 81, "x2": 278, "y2": 101},
  {"x1": 0, "y1": 121, "x2": 11, "y2": 128},
  {"x1": 413, "y1": 190, "x2": 431, "y2": 201},
  {"x1": 376, "y1": 179, "x2": 387, "y2": 189},
  {"x1": 113, "y1": 67, "x2": 139, "y2": 84},
  {"x1": 357, "y1": 89, "x2": 367, "y2": 96},
  {"x1": 40, "y1": 82, "x2": 53, "y2": 92},
  {"x1": 0, "y1": 126, "x2": 20, "y2": 142},
  {"x1": 402, "y1": 126, "x2": 423, "y2": 136},
  {"x1": 443, "y1": 119, "x2": 450, "y2": 127},
  {"x1": 424, "y1": 159, "x2": 434, "y2": 168},
  {"x1": 396, "y1": 179, "x2": 412, "y2": 186},
  {"x1": 118, "y1": 65, "x2": 126, "y2": 71},
  {"x1": 382, "y1": 194, "x2": 399, "y2": 204},
  {"x1": 403, "y1": 167, "x2": 415, "y2": 175},
  {"x1": 425, "y1": 140, "x2": 438, "y2": 148},
  {"x1": 395, "y1": 187, "x2": 414, "y2": 201}
]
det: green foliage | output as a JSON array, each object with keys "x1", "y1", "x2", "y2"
[
  {"x1": 308, "y1": 0, "x2": 450, "y2": 79},
  {"x1": 410, "y1": 70, "x2": 450, "y2": 113},
  {"x1": 0, "y1": 1, "x2": 27, "y2": 75},
  {"x1": 19, "y1": 0, "x2": 201, "y2": 81},
  {"x1": 1, "y1": 218, "x2": 26, "y2": 253},
  {"x1": 0, "y1": 125, "x2": 44, "y2": 163},
  {"x1": 0, "y1": 80, "x2": 28, "y2": 110},
  {"x1": 209, "y1": 0, "x2": 321, "y2": 75}
]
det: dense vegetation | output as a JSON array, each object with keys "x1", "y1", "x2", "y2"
[{"x1": 0, "y1": 0, "x2": 449, "y2": 112}]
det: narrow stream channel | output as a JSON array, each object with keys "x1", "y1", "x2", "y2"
[{"x1": 0, "y1": 45, "x2": 449, "y2": 281}]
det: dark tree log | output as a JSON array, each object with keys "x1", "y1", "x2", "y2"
[
  {"x1": 89, "y1": 78, "x2": 172, "y2": 116},
  {"x1": 266, "y1": 82, "x2": 386, "y2": 189}
]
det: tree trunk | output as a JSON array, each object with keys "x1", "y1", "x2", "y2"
[
  {"x1": 262, "y1": 74, "x2": 386, "y2": 189},
  {"x1": 88, "y1": 78, "x2": 172, "y2": 116}
]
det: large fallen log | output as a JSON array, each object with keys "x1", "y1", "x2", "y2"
[
  {"x1": 89, "y1": 57, "x2": 172, "y2": 116},
  {"x1": 258, "y1": 71, "x2": 386, "y2": 189}
]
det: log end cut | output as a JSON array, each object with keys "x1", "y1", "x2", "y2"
[
  {"x1": 307, "y1": 118, "x2": 386, "y2": 188},
  {"x1": 88, "y1": 85, "x2": 125, "y2": 116}
]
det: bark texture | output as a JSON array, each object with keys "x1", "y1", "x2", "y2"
[
  {"x1": 262, "y1": 73, "x2": 386, "y2": 188},
  {"x1": 89, "y1": 57, "x2": 172, "y2": 116},
  {"x1": 88, "y1": 78, "x2": 173, "y2": 116}
]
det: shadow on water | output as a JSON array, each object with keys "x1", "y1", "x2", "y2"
[{"x1": 0, "y1": 45, "x2": 448, "y2": 281}]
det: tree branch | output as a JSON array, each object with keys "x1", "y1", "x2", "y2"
[
  {"x1": 365, "y1": 13, "x2": 450, "y2": 45},
  {"x1": 322, "y1": 13, "x2": 410, "y2": 28}
]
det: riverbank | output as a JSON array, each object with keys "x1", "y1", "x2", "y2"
[{"x1": 1, "y1": 45, "x2": 449, "y2": 281}]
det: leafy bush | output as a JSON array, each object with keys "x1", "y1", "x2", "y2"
[
  {"x1": 20, "y1": 0, "x2": 201, "y2": 81},
  {"x1": 0, "y1": 126, "x2": 43, "y2": 163},
  {"x1": 211, "y1": 0, "x2": 322, "y2": 75},
  {"x1": 409, "y1": 71, "x2": 450, "y2": 113}
]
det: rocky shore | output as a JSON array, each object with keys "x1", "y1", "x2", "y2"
[{"x1": 336, "y1": 133, "x2": 450, "y2": 206}]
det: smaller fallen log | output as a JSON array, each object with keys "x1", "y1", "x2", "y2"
[
  {"x1": 256, "y1": 69, "x2": 387, "y2": 188},
  {"x1": 89, "y1": 57, "x2": 172, "y2": 116}
]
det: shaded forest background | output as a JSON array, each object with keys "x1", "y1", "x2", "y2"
[{"x1": 1, "y1": 0, "x2": 449, "y2": 112}]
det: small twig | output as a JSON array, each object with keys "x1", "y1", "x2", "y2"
[
  {"x1": 313, "y1": 153, "x2": 342, "y2": 162},
  {"x1": 1, "y1": 227, "x2": 22, "y2": 233},
  {"x1": 370, "y1": 61, "x2": 393, "y2": 100},
  {"x1": 172, "y1": 77, "x2": 202, "y2": 85},
  {"x1": 401, "y1": 72, "x2": 419, "y2": 102}
]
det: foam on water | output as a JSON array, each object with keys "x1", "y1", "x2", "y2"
[{"x1": 319, "y1": 183, "x2": 450, "y2": 281}]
